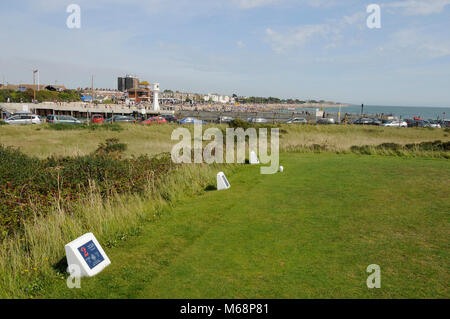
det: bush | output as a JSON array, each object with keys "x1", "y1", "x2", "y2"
[
  {"x1": 46, "y1": 123, "x2": 123, "y2": 132},
  {"x1": 350, "y1": 140, "x2": 450, "y2": 156},
  {"x1": 0, "y1": 140, "x2": 174, "y2": 239}
]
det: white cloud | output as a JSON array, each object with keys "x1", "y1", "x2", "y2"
[
  {"x1": 385, "y1": 0, "x2": 450, "y2": 15},
  {"x1": 231, "y1": 0, "x2": 281, "y2": 9},
  {"x1": 265, "y1": 24, "x2": 334, "y2": 52},
  {"x1": 387, "y1": 28, "x2": 450, "y2": 58},
  {"x1": 230, "y1": 0, "x2": 338, "y2": 9}
]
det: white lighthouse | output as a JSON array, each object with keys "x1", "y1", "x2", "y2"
[{"x1": 152, "y1": 83, "x2": 160, "y2": 112}]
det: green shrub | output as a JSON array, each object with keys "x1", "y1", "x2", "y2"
[
  {"x1": 46, "y1": 123, "x2": 123, "y2": 132},
  {"x1": 0, "y1": 140, "x2": 174, "y2": 239}
]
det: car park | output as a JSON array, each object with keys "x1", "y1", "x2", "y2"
[
  {"x1": 5, "y1": 114, "x2": 42, "y2": 125},
  {"x1": 286, "y1": 117, "x2": 307, "y2": 124},
  {"x1": 104, "y1": 115, "x2": 136, "y2": 123}
]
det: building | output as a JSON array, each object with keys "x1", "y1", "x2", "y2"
[
  {"x1": 127, "y1": 87, "x2": 151, "y2": 103},
  {"x1": 118, "y1": 75, "x2": 139, "y2": 92}
]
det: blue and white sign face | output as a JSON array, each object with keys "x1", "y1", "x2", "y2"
[
  {"x1": 65, "y1": 233, "x2": 111, "y2": 277},
  {"x1": 217, "y1": 172, "x2": 231, "y2": 191},
  {"x1": 222, "y1": 175, "x2": 230, "y2": 188},
  {"x1": 78, "y1": 240, "x2": 105, "y2": 270}
]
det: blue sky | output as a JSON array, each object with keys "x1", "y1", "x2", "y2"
[{"x1": 0, "y1": 0, "x2": 449, "y2": 106}]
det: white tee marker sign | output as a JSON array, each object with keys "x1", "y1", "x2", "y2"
[
  {"x1": 217, "y1": 172, "x2": 231, "y2": 191},
  {"x1": 65, "y1": 233, "x2": 111, "y2": 278},
  {"x1": 249, "y1": 151, "x2": 260, "y2": 164}
]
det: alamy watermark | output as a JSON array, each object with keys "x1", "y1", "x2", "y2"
[
  {"x1": 367, "y1": 4, "x2": 381, "y2": 29},
  {"x1": 171, "y1": 123, "x2": 279, "y2": 174},
  {"x1": 67, "y1": 264, "x2": 81, "y2": 289},
  {"x1": 66, "y1": 4, "x2": 81, "y2": 29},
  {"x1": 366, "y1": 264, "x2": 381, "y2": 288}
]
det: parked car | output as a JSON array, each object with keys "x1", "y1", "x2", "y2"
[
  {"x1": 91, "y1": 114, "x2": 105, "y2": 124},
  {"x1": 382, "y1": 120, "x2": 407, "y2": 127},
  {"x1": 405, "y1": 119, "x2": 415, "y2": 127},
  {"x1": 352, "y1": 117, "x2": 380, "y2": 125},
  {"x1": 352, "y1": 118, "x2": 373, "y2": 125},
  {"x1": 428, "y1": 120, "x2": 441, "y2": 128},
  {"x1": 416, "y1": 120, "x2": 431, "y2": 127},
  {"x1": 160, "y1": 114, "x2": 177, "y2": 123},
  {"x1": 371, "y1": 118, "x2": 382, "y2": 126},
  {"x1": 46, "y1": 115, "x2": 82, "y2": 124},
  {"x1": 142, "y1": 116, "x2": 167, "y2": 124},
  {"x1": 216, "y1": 116, "x2": 234, "y2": 123},
  {"x1": 5, "y1": 114, "x2": 42, "y2": 125},
  {"x1": 250, "y1": 117, "x2": 269, "y2": 123},
  {"x1": 286, "y1": 117, "x2": 307, "y2": 124},
  {"x1": 179, "y1": 117, "x2": 205, "y2": 124},
  {"x1": 104, "y1": 115, "x2": 136, "y2": 123},
  {"x1": 317, "y1": 118, "x2": 335, "y2": 124},
  {"x1": 441, "y1": 120, "x2": 450, "y2": 128}
]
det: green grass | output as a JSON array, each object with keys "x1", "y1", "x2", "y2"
[{"x1": 38, "y1": 153, "x2": 449, "y2": 298}]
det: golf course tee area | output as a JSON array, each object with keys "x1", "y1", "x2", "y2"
[{"x1": 40, "y1": 152, "x2": 449, "y2": 298}]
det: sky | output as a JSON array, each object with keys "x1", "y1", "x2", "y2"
[{"x1": 0, "y1": 0, "x2": 449, "y2": 107}]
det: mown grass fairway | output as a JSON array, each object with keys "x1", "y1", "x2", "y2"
[{"x1": 40, "y1": 153, "x2": 449, "y2": 298}]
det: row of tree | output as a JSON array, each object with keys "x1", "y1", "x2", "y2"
[{"x1": 0, "y1": 89, "x2": 82, "y2": 103}]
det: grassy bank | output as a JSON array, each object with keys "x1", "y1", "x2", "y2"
[
  {"x1": 0, "y1": 142, "x2": 232, "y2": 298},
  {"x1": 0, "y1": 123, "x2": 448, "y2": 158}
]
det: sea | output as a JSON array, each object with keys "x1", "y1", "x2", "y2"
[{"x1": 296, "y1": 105, "x2": 450, "y2": 120}]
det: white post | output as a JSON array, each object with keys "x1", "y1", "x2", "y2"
[{"x1": 153, "y1": 83, "x2": 160, "y2": 112}]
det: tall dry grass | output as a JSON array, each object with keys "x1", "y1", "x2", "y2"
[
  {"x1": 0, "y1": 162, "x2": 226, "y2": 298},
  {"x1": 1, "y1": 123, "x2": 448, "y2": 158},
  {"x1": 279, "y1": 124, "x2": 449, "y2": 152}
]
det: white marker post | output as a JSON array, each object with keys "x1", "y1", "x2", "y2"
[
  {"x1": 65, "y1": 233, "x2": 111, "y2": 278},
  {"x1": 217, "y1": 172, "x2": 231, "y2": 191},
  {"x1": 249, "y1": 151, "x2": 260, "y2": 164}
]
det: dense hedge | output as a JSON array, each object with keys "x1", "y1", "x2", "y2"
[
  {"x1": 0, "y1": 89, "x2": 81, "y2": 103},
  {"x1": 0, "y1": 140, "x2": 174, "y2": 239}
]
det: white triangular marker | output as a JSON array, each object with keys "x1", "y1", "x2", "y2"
[
  {"x1": 65, "y1": 233, "x2": 111, "y2": 278},
  {"x1": 250, "y1": 151, "x2": 260, "y2": 164},
  {"x1": 217, "y1": 172, "x2": 231, "y2": 191}
]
